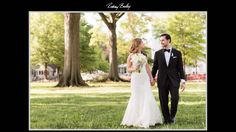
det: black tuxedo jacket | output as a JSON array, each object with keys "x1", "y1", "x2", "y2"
[{"x1": 152, "y1": 48, "x2": 186, "y2": 88}]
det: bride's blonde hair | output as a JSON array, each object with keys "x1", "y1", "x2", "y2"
[{"x1": 129, "y1": 38, "x2": 142, "y2": 53}]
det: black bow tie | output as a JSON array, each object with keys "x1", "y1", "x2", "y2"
[{"x1": 164, "y1": 49, "x2": 170, "y2": 52}]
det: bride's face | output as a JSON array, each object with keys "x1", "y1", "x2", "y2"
[{"x1": 139, "y1": 41, "x2": 145, "y2": 49}]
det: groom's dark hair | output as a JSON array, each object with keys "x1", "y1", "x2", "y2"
[{"x1": 160, "y1": 33, "x2": 171, "y2": 43}]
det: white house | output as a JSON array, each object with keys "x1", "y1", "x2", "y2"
[
  {"x1": 118, "y1": 64, "x2": 127, "y2": 74},
  {"x1": 30, "y1": 64, "x2": 58, "y2": 81}
]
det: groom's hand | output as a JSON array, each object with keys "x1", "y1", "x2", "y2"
[
  {"x1": 180, "y1": 82, "x2": 186, "y2": 92},
  {"x1": 154, "y1": 76, "x2": 157, "y2": 82}
]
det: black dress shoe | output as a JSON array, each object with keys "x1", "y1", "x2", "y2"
[
  {"x1": 164, "y1": 121, "x2": 168, "y2": 124},
  {"x1": 170, "y1": 117, "x2": 176, "y2": 124},
  {"x1": 164, "y1": 120, "x2": 171, "y2": 124}
]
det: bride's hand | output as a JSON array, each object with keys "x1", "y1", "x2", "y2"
[{"x1": 150, "y1": 79, "x2": 155, "y2": 86}]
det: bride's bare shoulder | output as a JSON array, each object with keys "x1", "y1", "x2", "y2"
[{"x1": 128, "y1": 53, "x2": 134, "y2": 57}]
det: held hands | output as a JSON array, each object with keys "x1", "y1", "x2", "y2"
[{"x1": 150, "y1": 78, "x2": 155, "y2": 86}]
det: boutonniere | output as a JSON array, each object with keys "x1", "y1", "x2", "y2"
[{"x1": 172, "y1": 53, "x2": 178, "y2": 58}]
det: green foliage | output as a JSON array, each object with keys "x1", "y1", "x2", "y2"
[
  {"x1": 97, "y1": 60, "x2": 109, "y2": 72},
  {"x1": 152, "y1": 12, "x2": 206, "y2": 67},
  {"x1": 88, "y1": 22, "x2": 109, "y2": 47},
  {"x1": 80, "y1": 19, "x2": 98, "y2": 72},
  {"x1": 117, "y1": 13, "x2": 153, "y2": 65},
  {"x1": 168, "y1": 13, "x2": 206, "y2": 66},
  {"x1": 152, "y1": 17, "x2": 168, "y2": 38},
  {"x1": 117, "y1": 38, "x2": 130, "y2": 64},
  {"x1": 120, "y1": 13, "x2": 150, "y2": 39},
  {"x1": 96, "y1": 50, "x2": 109, "y2": 72},
  {"x1": 30, "y1": 13, "x2": 64, "y2": 69},
  {"x1": 143, "y1": 46, "x2": 153, "y2": 64},
  {"x1": 30, "y1": 13, "x2": 106, "y2": 73},
  {"x1": 116, "y1": 37, "x2": 153, "y2": 65},
  {"x1": 88, "y1": 21, "x2": 110, "y2": 72}
]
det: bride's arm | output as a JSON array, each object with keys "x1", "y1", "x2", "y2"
[
  {"x1": 146, "y1": 63, "x2": 154, "y2": 82},
  {"x1": 127, "y1": 54, "x2": 137, "y2": 72}
]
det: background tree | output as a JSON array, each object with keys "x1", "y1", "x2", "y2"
[
  {"x1": 30, "y1": 13, "x2": 64, "y2": 80},
  {"x1": 168, "y1": 12, "x2": 206, "y2": 70},
  {"x1": 120, "y1": 13, "x2": 150, "y2": 39},
  {"x1": 99, "y1": 13, "x2": 125, "y2": 81},
  {"x1": 118, "y1": 13, "x2": 152, "y2": 65},
  {"x1": 89, "y1": 22, "x2": 110, "y2": 72},
  {"x1": 117, "y1": 38, "x2": 130, "y2": 65},
  {"x1": 152, "y1": 17, "x2": 168, "y2": 38},
  {"x1": 30, "y1": 13, "x2": 100, "y2": 79},
  {"x1": 80, "y1": 17, "x2": 98, "y2": 73},
  {"x1": 57, "y1": 13, "x2": 88, "y2": 87},
  {"x1": 153, "y1": 12, "x2": 206, "y2": 70}
]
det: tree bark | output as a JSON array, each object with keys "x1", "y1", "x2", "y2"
[
  {"x1": 183, "y1": 52, "x2": 186, "y2": 72},
  {"x1": 57, "y1": 13, "x2": 88, "y2": 87},
  {"x1": 108, "y1": 25, "x2": 119, "y2": 81},
  {"x1": 57, "y1": 67, "x2": 60, "y2": 81},
  {"x1": 44, "y1": 63, "x2": 48, "y2": 80}
]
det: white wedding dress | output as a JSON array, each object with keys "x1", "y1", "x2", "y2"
[{"x1": 121, "y1": 53, "x2": 163, "y2": 128}]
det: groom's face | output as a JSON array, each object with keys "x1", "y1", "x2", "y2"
[{"x1": 160, "y1": 36, "x2": 170, "y2": 48}]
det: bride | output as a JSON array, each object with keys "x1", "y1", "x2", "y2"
[{"x1": 121, "y1": 38, "x2": 163, "y2": 128}]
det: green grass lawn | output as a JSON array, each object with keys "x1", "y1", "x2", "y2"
[{"x1": 30, "y1": 81, "x2": 207, "y2": 130}]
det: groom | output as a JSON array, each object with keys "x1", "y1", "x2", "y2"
[{"x1": 151, "y1": 33, "x2": 186, "y2": 124}]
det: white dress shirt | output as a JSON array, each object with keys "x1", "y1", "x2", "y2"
[{"x1": 164, "y1": 47, "x2": 172, "y2": 67}]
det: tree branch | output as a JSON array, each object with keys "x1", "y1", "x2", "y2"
[
  {"x1": 99, "y1": 13, "x2": 110, "y2": 27},
  {"x1": 114, "y1": 13, "x2": 125, "y2": 23},
  {"x1": 111, "y1": 13, "x2": 116, "y2": 23},
  {"x1": 116, "y1": 13, "x2": 125, "y2": 19}
]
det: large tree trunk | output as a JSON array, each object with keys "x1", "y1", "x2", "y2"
[
  {"x1": 57, "y1": 67, "x2": 60, "y2": 81},
  {"x1": 195, "y1": 60, "x2": 198, "y2": 74},
  {"x1": 183, "y1": 53, "x2": 186, "y2": 72},
  {"x1": 99, "y1": 13, "x2": 125, "y2": 82},
  {"x1": 57, "y1": 13, "x2": 88, "y2": 87},
  {"x1": 44, "y1": 63, "x2": 48, "y2": 80},
  {"x1": 108, "y1": 25, "x2": 119, "y2": 81}
]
